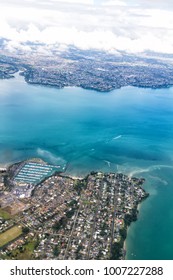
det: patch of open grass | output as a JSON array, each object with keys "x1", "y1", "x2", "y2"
[
  {"x1": 17, "y1": 240, "x2": 38, "y2": 259},
  {"x1": 0, "y1": 208, "x2": 11, "y2": 220},
  {"x1": 0, "y1": 225, "x2": 22, "y2": 247},
  {"x1": 4, "y1": 239, "x2": 38, "y2": 260}
]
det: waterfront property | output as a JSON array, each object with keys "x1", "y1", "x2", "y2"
[
  {"x1": 3, "y1": 159, "x2": 66, "y2": 199},
  {"x1": 0, "y1": 168, "x2": 148, "y2": 260},
  {"x1": 14, "y1": 162, "x2": 62, "y2": 185}
]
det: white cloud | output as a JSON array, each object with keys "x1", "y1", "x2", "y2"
[
  {"x1": 0, "y1": 0, "x2": 173, "y2": 54},
  {"x1": 51, "y1": 0, "x2": 94, "y2": 4},
  {"x1": 102, "y1": 0, "x2": 127, "y2": 6}
]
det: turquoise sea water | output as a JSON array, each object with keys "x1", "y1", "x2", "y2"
[{"x1": 1, "y1": 73, "x2": 173, "y2": 259}]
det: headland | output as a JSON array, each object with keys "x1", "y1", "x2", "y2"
[
  {"x1": 1, "y1": 49, "x2": 173, "y2": 92},
  {"x1": 0, "y1": 158, "x2": 148, "y2": 260}
]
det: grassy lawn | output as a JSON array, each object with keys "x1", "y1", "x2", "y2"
[
  {"x1": 0, "y1": 208, "x2": 11, "y2": 220},
  {"x1": 0, "y1": 225, "x2": 22, "y2": 247},
  {"x1": 16, "y1": 240, "x2": 38, "y2": 259},
  {"x1": 4, "y1": 239, "x2": 38, "y2": 260}
]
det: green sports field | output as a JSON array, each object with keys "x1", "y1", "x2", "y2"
[{"x1": 0, "y1": 225, "x2": 22, "y2": 247}]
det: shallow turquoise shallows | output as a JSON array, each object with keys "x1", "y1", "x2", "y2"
[{"x1": 1, "y1": 73, "x2": 173, "y2": 259}]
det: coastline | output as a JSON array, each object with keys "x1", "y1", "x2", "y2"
[
  {"x1": 0, "y1": 163, "x2": 10, "y2": 169},
  {"x1": 123, "y1": 197, "x2": 146, "y2": 260},
  {"x1": 1, "y1": 158, "x2": 149, "y2": 260},
  {"x1": 1, "y1": 69, "x2": 173, "y2": 94}
]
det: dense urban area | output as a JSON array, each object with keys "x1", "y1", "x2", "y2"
[
  {"x1": 1, "y1": 46, "x2": 173, "y2": 91},
  {"x1": 0, "y1": 159, "x2": 148, "y2": 260}
]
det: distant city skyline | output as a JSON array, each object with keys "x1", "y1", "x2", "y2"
[{"x1": 0, "y1": 0, "x2": 173, "y2": 54}]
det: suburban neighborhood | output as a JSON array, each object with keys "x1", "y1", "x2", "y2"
[{"x1": 0, "y1": 159, "x2": 148, "y2": 260}]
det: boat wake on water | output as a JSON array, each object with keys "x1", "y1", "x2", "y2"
[
  {"x1": 104, "y1": 160, "x2": 111, "y2": 167},
  {"x1": 113, "y1": 135, "x2": 122, "y2": 140},
  {"x1": 105, "y1": 135, "x2": 122, "y2": 143}
]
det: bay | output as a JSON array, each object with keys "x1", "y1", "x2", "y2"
[{"x1": 1, "y1": 73, "x2": 173, "y2": 259}]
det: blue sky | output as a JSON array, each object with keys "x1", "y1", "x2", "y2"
[{"x1": 0, "y1": 0, "x2": 173, "y2": 54}]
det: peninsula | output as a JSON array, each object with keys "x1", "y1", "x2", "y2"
[
  {"x1": 1, "y1": 47, "x2": 173, "y2": 92},
  {"x1": 0, "y1": 159, "x2": 148, "y2": 260}
]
